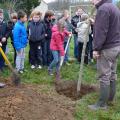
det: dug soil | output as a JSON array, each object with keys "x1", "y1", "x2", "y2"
[
  {"x1": 55, "y1": 80, "x2": 98, "y2": 100},
  {"x1": 0, "y1": 77, "x2": 75, "y2": 120}
]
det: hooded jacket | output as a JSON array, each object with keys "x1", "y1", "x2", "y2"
[
  {"x1": 13, "y1": 20, "x2": 28, "y2": 51},
  {"x1": 93, "y1": 0, "x2": 120, "y2": 51},
  {"x1": 50, "y1": 25, "x2": 69, "y2": 56}
]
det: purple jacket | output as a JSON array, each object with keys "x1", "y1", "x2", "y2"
[{"x1": 93, "y1": 0, "x2": 120, "y2": 51}]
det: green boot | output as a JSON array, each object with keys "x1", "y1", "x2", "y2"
[{"x1": 88, "y1": 82, "x2": 110, "y2": 111}]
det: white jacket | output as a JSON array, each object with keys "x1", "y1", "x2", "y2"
[{"x1": 77, "y1": 21, "x2": 91, "y2": 43}]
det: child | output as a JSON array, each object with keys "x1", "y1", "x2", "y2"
[
  {"x1": 0, "y1": 9, "x2": 8, "y2": 71},
  {"x1": 42, "y1": 10, "x2": 54, "y2": 66},
  {"x1": 77, "y1": 13, "x2": 91, "y2": 64},
  {"x1": 13, "y1": 10, "x2": 28, "y2": 74},
  {"x1": 48, "y1": 19, "x2": 70, "y2": 75},
  {"x1": 28, "y1": 11, "x2": 46, "y2": 69},
  {"x1": 7, "y1": 12, "x2": 18, "y2": 64}
]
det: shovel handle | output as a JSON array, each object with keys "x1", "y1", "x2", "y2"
[{"x1": 0, "y1": 47, "x2": 15, "y2": 72}]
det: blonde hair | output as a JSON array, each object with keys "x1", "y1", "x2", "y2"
[
  {"x1": 57, "y1": 18, "x2": 65, "y2": 32},
  {"x1": 30, "y1": 10, "x2": 42, "y2": 18},
  {"x1": 10, "y1": 12, "x2": 17, "y2": 19}
]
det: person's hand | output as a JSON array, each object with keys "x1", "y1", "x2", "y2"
[
  {"x1": 75, "y1": 28, "x2": 78, "y2": 32},
  {"x1": 93, "y1": 51, "x2": 100, "y2": 59},
  {"x1": 69, "y1": 33, "x2": 72, "y2": 37},
  {"x1": 0, "y1": 42, "x2": 2, "y2": 47},
  {"x1": 45, "y1": 34, "x2": 48, "y2": 37},
  {"x1": 89, "y1": 18, "x2": 94, "y2": 24},
  {"x1": 1, "y1": 37, "x2": 6, "y2": 43}
]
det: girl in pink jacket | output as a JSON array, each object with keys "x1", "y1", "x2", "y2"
[{"x1": 48, "y1": 19, "x2": 70, "y2": 75}]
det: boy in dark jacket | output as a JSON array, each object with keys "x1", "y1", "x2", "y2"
[
  {"x1": 0, "y1": 9, "x2": 8, "y2": 71},
  {"x1": 13, "y1": 10, "x2": 27, "y2": 74},
  {"x1": 28, "y1": 11, "x2": 46, "y2": 69},
  {"x1": 42, "y1": 10, "x2": 54, "y2": 66}
]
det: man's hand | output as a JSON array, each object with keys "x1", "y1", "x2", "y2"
[
  {"x1": 45, "y1": 34, "x2": 48, "y2": 37},
  {"x1": 93, "y1": 51, "x2": 100, "y2": 59},
  {"x1": 1, "y1": 37, "x2": 6, "y2": 43}
]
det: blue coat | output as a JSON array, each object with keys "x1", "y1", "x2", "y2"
[{"x1": 13, "y1": 20, "x2": 28, "y2": 51}]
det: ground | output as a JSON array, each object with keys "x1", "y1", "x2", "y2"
[{"x1": 0, "y1": 39, "x2": 120, "y2": 120}]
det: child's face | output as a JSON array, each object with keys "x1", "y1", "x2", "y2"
[
  {"x1": 33, "y1": 15, "x2": 40, "y2": 22},
  {"x1": 21, "y1": 15, "x2": 27, "y2": 23},
  {"x1": 11, "y1": 17, "x2": 17, "y2": 23}
]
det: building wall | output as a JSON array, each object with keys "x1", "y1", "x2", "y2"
[{"x1": 34, "y1": 0, "x2": 48, "y2": 18}]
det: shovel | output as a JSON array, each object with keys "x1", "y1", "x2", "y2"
[
  {"x1": 0, "y1": 47, "x2": 20, "y2": 86},
  {"x1": 56, "y1": 36, "x2": 72, "y2": 81}
]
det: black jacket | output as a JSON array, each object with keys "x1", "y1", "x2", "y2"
[
  {"x1": 0, "y1": 20, "x2": 8, "y2": 45},
  {"x1": 93, "y1": 0, "x2": 120, "y2": 51},
  {"x1": 43, "y1": 18, "x2": 52, "y2": 40},
  {"x1": 28, "y1": 20, "x2": 45, "y2": 43},
  {"x1": 71, "y1": 15, "x2": 81, "y2": 34},
  {"x1": 6, "y1": 21, "x2": 15, "y2": 44}
]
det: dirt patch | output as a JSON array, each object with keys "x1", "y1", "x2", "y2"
[
  {"x1": 0, "y1": 78, "x2": 75, "y2": 120},
  {"x1": 55, "y1": 80, "x2": 98, "y2": 101}
]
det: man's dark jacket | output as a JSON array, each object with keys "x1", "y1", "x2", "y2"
[
  {"x1": 0, "y1": 20, "x2": 8, "y2": 45},
  {"x1": 93, "y1": 0, "x2": 120, "y2": 51},
  {"x1": 71, "y1": 15, "x2": 81, "y2": 34}
]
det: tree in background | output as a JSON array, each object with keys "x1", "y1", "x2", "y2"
[
  {"x1": 0, "y1": 0, "x2": 41, "y2": 16},
  {"x1": 117, "y1": 1, "x2": 120, "y2": 8}
]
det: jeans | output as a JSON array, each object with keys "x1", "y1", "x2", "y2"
[
  {"x1": 49, "y1": 50, "x2": 60, "y2": 72},
  {"x1": 16, "y1": 48, "x2": 25, "y2": 71},
  {"x1": 0, "y1": 45, "x2": 6, "y2": 70},
  {"x1": 42, "y1": 40, "x2": 53, "y2": 66},
  {"x1": 73, "y1": 34, "x2": 78, "y2": 58}
]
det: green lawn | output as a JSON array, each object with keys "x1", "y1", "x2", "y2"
[{"x1": 2, "y1": 39, "x2": 120, "y2": 120}]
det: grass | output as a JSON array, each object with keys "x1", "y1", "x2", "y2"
[{"x1": 1, "y1": 38, "x2": 120, "y2": 120}]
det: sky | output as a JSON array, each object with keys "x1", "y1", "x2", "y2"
[{"x1": 44, "y1": 0, "x2": 55, "y2": 3}]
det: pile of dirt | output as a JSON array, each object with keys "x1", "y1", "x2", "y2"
[
  {"x1": 0, "y1": 78, "x2": 75, "y2": 120},
  {"x1": 55, "y1": 80, "x2": 98, "y2": 100}
]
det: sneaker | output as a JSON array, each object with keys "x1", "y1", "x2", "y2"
[
  {"x1": 38, "y1": 65, "x2": 42, "y2": 69},
  {"x1": 31, "y1": 65, "x2": 35, "y2": 69},
  {"x1": 0, "y1": 83, "x2": 6, "y2": 88},
  {"x1": 64, "y1": 62, "x2": 71, "y2": 66},
  {"x1": 48, "y1": 69, "x2": 53, "y2": 76},
  {"x1": 19, "y1": 70, "x2": 24, "y2": 74},
  {"x1": 88, "y1": 104, "x2": 108, "y2": 111}
]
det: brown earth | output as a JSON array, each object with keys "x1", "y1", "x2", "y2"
[
  {"x1": 55, "y1": 80, "x2": 98, "y2": 100},
  {"x1": 0, "y1": 77, "x2": 75, "y2": 120}
]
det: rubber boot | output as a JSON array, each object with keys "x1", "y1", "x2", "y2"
[
  {"x1": 108, "y1": 81, "x2": 116, "y2": 106},
  {"x1": 88, "y1": 82, "x2": 110, "y2": 111}
]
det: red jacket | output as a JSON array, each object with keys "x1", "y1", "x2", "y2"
[{"x1": 50, "y1": 25, "x2": 69, "y2": 56}]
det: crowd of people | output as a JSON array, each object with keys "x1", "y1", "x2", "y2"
[{"x1": 0, "y1": 7, "x2": 94, "y2": 75}]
